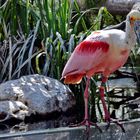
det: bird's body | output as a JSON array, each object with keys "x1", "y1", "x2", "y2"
[
  {"x1": 61, "y1": 10, "x2": 140, "y2": 132},
  {"x1": 62, "y1": 29, "x2": 135, "y2": 84}
]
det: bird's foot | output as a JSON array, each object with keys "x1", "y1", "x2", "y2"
[
  {"x1": 105, "y1": 118, "x2": 125, "y2": 133},
  {"x1": 69, "y1": 119, "x2": 102, "y2": 133}
]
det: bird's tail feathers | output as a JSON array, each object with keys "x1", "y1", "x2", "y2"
[{"x1": 64, "y1": 74, "x2": 83, "y2": 84}]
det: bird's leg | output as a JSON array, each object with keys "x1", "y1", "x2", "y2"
[
  {"x1": 99, "y1": 76, "x2": 125, "y2": 132},
  {"x1": 69, "y1": 78, "x2": 102, "y2": 132},
  {"x1": 83, "y1": 77, "x2": 90, "y2": 124},
  {"x1": 99, "y1": 76, "x2": 110, "y2": 122},
  {"x1": 83, "y1": 78, "x2": 102, "y2": 132},
  {"x1": 69, "y1": 78, "x2": 90, "y2": 127}
]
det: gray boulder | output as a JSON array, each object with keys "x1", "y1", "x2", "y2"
[{"x1": 0, "y1": 74, "x2": 76, "y2": 122}]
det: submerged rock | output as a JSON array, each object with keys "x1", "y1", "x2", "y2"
[{"x1": 0, "y1": 74, "x2": 76, "y2": 122}]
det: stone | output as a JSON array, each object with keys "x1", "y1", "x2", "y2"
[
  {"x1": 0, "y1": 101, "x2": 29, "y2": 122},
  {"x1": 0, "y1": 74, "x2": 76, "y2": 122}
]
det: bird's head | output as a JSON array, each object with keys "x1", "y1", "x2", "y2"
[
  {"x1": 127, "y1": 10, "x2": 140, "y2": 43},
  {"x1": 127, "y1": 10, "x2": 140, "y2": 25}
]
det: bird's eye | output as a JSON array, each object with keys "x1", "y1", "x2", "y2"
[{"x1": 130, "y1": 17, "x2": 134, "y2": 21}]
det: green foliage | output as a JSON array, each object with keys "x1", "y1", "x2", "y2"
[
  {"x1": 94, "y1": 7, "x2": 114, "y2": 30},
  {"x1": 0, "y1": 0, "x2": 88, "y2": 81},
  {"x1": 0, "y1": 0, "x2": 31, "y2": 39},
  {"x1": 36, "y1": 0, "x2": 72, "y2": 39}
]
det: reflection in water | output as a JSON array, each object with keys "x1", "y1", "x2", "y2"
[{"x1": 96, "y1": 78, "x2": 140, "y2": 122}]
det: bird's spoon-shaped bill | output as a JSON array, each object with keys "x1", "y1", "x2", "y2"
[{"x1": 134, "y1": 20, "x2": 140, "y2": 43}]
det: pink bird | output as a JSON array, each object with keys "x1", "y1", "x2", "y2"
[{"x1": 61, "y1": 10, "x2": 140, "y2": 131}]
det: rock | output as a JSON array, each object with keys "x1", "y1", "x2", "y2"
[
  {"x1": 74, "y1": 0, "x2": 139, "y2": 15},
  {"x1": 0, "y1": 101, "x2": 29, "y2": 122},
  {"x1": 104, "y1": 0, "x2": 137, "y2": 15},
  {"x1": 0, "y1": 74, "x2": 76, "y2": 122}
]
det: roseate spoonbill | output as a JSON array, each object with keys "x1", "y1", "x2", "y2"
[{"x1": 61, "y1": 10, "x2": 140, "y2": 132}]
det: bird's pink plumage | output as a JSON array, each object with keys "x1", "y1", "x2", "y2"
[
  {"x1": 76, "y1": 41, "x2": 109, "y2": 54},
  {"x1": 62, "y1": 40, "x2": 110, "y2": 84}
]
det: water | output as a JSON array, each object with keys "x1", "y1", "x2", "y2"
[
  {"x1": 1, "y1": 78, "x2": 140, "y2": 139},
  {"x1": 1, "y1": 119, "x2": 140, "y2": 140}
]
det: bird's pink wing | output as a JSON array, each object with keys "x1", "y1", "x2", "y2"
[{"x1": 62, "y1": 40, "x2": 110, "y2": 84}]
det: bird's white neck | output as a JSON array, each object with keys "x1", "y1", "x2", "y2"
[{"x1": 125, "y1": 20, "x2": 136, "y2": 49}]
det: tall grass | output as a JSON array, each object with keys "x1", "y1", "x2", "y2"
[{"x1": 0, "y1": 0, "x2": 72, "y2": 81}]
